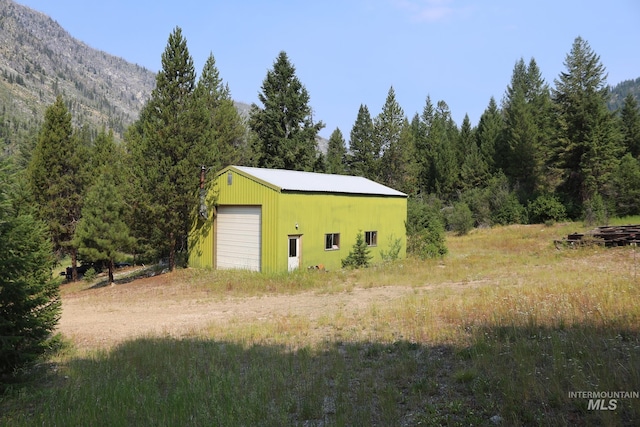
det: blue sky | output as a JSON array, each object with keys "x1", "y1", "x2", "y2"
[{"x1": 15, "y1": 0, "x2": 640, "y2": 139}]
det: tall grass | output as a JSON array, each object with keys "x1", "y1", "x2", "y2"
[{"x1": 2, "y1": 222, "x2": 639, "y2": 426}]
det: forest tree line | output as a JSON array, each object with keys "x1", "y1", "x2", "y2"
[{"x1": 3, "y1": 29, "x2": 640, "y2": 279}]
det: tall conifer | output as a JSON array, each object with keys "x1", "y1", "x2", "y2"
[
  {"x1": 348, "y1": 104, "x2": 375, "y2": 179},
  {"x1": 195, "y1": 53, "x2": 245, "y2": 170},
  {"x1": 552, "y1": 37, "x2": 623, "y2": 212},
  {"x1": 620, "y1": 93, "x2": 640, "y2": 158},
  {"x1": 326, "y1": 128, "x2": 347, "y2": 174},
  {"x1": 249, "y1": 51, "x2": 324, "y2": 171},
  {"x1": 28, "y1": 95, "x2": 90, "y2": 280},
  {"x1": 126, "y1": 27, "x2": 207, "y2": 270}
]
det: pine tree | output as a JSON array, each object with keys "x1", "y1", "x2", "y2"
[
  {"x1": 348, "y1": 104, "x2": 375, "y2": 179},
  {"x1": 27, "y1": 95, "x2": 90, "y2": 281},
  {"x1": 430, "y1": 101, "x2": 460, "y2": 198},
  {"x1": 326, "y1": 127, "x2": 347, "y2": 174},
  {"x1": 476, "y1": 97, "x2": 504, "y2": 174},
  {"x1": 341, "y1": 231, "x2": 372, "y2": 269},
  {"x1": 502, "y1": 59, "x2": 539, "y2": 199},
  {"x1": 412, "y1": 97, "x2": 434, "y2": 194},
  {"x1": 381, "y1": 119, "x2": 418, "y2": 194},
  {"x1": 126, "y1": 27, "x2": 208, "y2": 270},
  {"x1": 74, "y1": 173, "x2": 135, "y2": 284},
  {"x1": 249, "y1": 51, "x2": 324, "y2": 171},
  {"x1": 459, "y1": 114, "x2": 488, "y2": 191},
  {"x1": 376, "y1": 86, "x2": 409, "y2": 187},
  {"x1": 0, "y1": 161, "x2": 60, "y2": 376},
  {"x1": 552, "y1": 37, "x2": 623, "y2": 213},
  {"x1": 91, "y1": 127, "x2": 118, "y2": 175},
  {"x1": 501, "y1": 58, "x2": 555, "y2": 201},
  {"x1": 375, "y1": 87, "x2": 404, "y2": 179},
  {"x1": 620, "y1": 93, "x2": 640, "y2": 158},
  {"x1": 194, "y1": 53, "x2": 246, "y2": 170}
]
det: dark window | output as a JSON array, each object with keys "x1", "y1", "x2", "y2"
[
  {"x1": 365, "y1": 231, "x2": 377, "y2": 247},
  {"x1": 227, "y1": 172, "x2": 233, "y2": 185},
  {"x1": 289, "y1": 237, "x2": 297, "y2": 257},
  {"x1": 325, "y1": 233, "x2": 340, "y2": 250}
]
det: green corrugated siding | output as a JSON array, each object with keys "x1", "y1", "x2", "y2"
[
  {"x1": 189, "y1": 167, "x2": 407, "y2": 273},
  {"x1": 189, "y1": 168, "x2": 280, "y2": 272},
  {"x1": 275, "y1": 192, "x2": 406, "y2": 271}
]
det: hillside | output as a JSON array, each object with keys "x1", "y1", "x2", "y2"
[
  {"x1": 609, "y1": 77, "x2": 640, "y2": 112},
  {"x1": 0, "y1": 0, "x2": 156, "y2": 143},
  {"x1": 0, "y1": 0, "x2": 629, "y2": 159}
]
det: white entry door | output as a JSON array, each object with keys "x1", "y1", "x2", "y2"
[{"x1": 288, "y1": 235, "x2": 301, "y2": 272}]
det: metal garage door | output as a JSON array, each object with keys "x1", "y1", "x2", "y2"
[{"x1": 216, "y1": 206, "x2": 261, "y2": 271}]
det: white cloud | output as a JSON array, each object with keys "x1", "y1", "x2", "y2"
[{"x1": 392, "y1": 0, "x2": 462, "y2": 22}]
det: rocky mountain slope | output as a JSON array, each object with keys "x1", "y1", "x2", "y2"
[{"x1": 0, "y1": 0, "x2": 157, "y2": 138}]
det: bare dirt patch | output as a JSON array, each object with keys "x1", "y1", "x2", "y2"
[{"x1": 57, "y1": 271, "x2": 422, "y2": 351}]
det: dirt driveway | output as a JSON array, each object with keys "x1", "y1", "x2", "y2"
[{"x1": 57, "y1": 270, "x2": 418, "y2": 351}]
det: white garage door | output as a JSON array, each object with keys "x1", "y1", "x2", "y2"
[{"x1": 216, "y1": 206, "x2": 261, "y2": 271}]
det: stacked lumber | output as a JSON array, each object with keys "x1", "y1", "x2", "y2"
[{"x1": 555, "y1": 225, "x2": 640, "y2": 248}]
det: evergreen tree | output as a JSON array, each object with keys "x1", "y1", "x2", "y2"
[
  {"x1": 326, "y1": 127, "x2": 347, "y2": 174},
  {"x1": 348, "y1": 104, "x2": 376, "y2": 179},
  {"x1": 27, "y1": 95, "x2": 90, "y2": 281},
  {"x1": 501, "y1": 58, "x2": 555, "y2": 200},
  {"x1": 502, "y1": 59, "x2": 539, "y2": 200},
  {"x1": 126, "y1": 27, "x2": 208, "y2": 270},
  {"x1": 195, "y1": 53, "x2": 246, "y2": 169},
  {"x1": 412, "y1": 97, "x2": 434, "y2": 194},
  {"x1": 376, "y1": 87, "x2": 410, "y2": 187},
  {"x1": 341, "y1": 231, "x2": 372, "y2": 269},
  {"x1": 430, "y1": 101, "x2": 460, "y2": 198},
  {"x1": 459, "y1": 114, "x2": 488, "y2": 191},
  {"x1": 249, "y1": 51, "x2": 324, "y2": 171},
  {"x1": 475, "y1": 97, "x2": 504, "y2": 174},
  {"x1": 0, "y1": 161, "x2": 60, "y2": 376},
  {"x1": 91, "y1": 127, "x2": 118, "y2": 175},
  {"x1": 375, "y1": 86, "x2": 405, "y2": 181},
  {"x1": 74, "y1": 173, "x2": 135, "y2": 284},
  {"x1": 381, "y1": 119, "x2": 418, "y2": 194},
  {"x1": 620, "y1": 93, "x2": 640, "y2": 158},
  {"x1": 611, "y1": 153, "x2": 640, "y2": 216},
  {"x1": 552, "y1": 37, "x2": 623, "y2": 213}
]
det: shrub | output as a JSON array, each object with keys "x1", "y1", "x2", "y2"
[
  {"x1": 406, "y1": 196, "x2": 448, "y2": 259},
  {"x1": 447, "y1": 202, "x2": 474, "y2": 235},
  {"x1": 492, "y1": 193, "x2": 526, "y2": 225},
  {"x1": 83, "y1": 267, "x2": 97, "y2": 282},
  {"x1": 527, "y1": 194, "x2": 567, "y2": 224},
  {"x1": 379, "y1": 235, "x2": 403, "y2": 262},
  {"x1": 342, "y1": 231, "x2": 372, "y2": 269},
  {"x1": 583, "y1": 193, "x2": 609, "y2": 226}
]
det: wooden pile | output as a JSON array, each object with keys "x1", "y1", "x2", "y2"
[{"x1": 555, "y1": 225, "x2": 640, "y2": 248}]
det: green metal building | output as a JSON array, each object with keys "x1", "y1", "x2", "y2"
[{"x1": 189, "y1": 166, "x2": 407, "y2": 273}]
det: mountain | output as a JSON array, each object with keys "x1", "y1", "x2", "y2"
[
  {"x1": 0, "y1": 0, "x2": 156, "y2": 142},
  {"x1": 0, "y1": 0, "x2": 328, "y2": 158},
  {"x1": 608, "y1": 77, "x2": 640, "y2": 112}
]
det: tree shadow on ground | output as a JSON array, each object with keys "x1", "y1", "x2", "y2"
[{"x1": 2, "y1": 322, "x2": 638, "y2": 426}]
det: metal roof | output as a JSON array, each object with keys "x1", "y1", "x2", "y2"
[{"x1": 231, "y1": 166, "x2": 407, "y2": 197}]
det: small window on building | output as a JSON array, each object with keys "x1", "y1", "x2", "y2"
[
  {"x1": 365, "y1": 231, "x2": 377, "y2": 247},
  {"x1": 289, "y1": 237, "x2": 297, "y2": 257},
  {"x1": 227, "y1": 172, "x2": 233, "y2": 185},
  {"x1": 325, "y1": 233, "x2": 340, "y2": 250}
]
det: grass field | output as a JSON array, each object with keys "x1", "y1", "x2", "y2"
[{"x1": 1, "y1": 221, "x2": 639, "y2": 426}]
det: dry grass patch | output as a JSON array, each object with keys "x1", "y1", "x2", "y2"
[{"x1": 2, "y1": 222, "x2": 639, "y2": 426}]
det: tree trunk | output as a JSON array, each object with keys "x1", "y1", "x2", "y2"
[
  {"x1": 169, "y1": 232, "x2": 176, "y2": 271},
  {"x1": 108, "y1": 259, "x2": 115, "y2": 284},
  {"x1": 71, "y1": 247, "x2": 78, "y2": 282}
]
